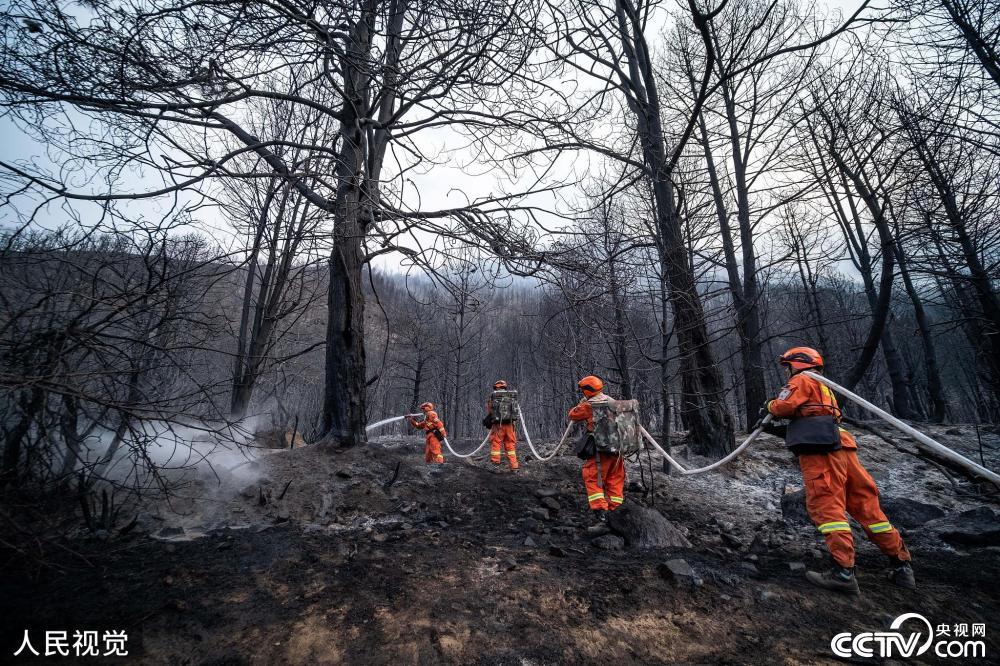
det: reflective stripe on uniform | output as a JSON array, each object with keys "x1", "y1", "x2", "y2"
[
  {"x1": 587, "y1": 492, "x2": 605, "y2": 502},
  {"x1": 608, "y1": 496, "x2": 623, "y2": 504},
  {"x1": 868, "y1": 521, "x2": 893, "y2": 534},
  {"x1": 506, "y1": 451, "x2": 517, "y2": 457},
  {"x1": 818, "y1": 521, "x2": 851, "y2": 533}
]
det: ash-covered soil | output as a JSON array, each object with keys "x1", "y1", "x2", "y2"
[{"x1": 3, "y1": 425, "x2": 1000, "y2": 664}]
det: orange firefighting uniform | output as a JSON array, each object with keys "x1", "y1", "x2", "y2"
[
  {"x1": 767, "y1": 372, "x2": 911, "y2": 568},
  {"x1": 569, "y1": 393, "x2": 625, "y2": 511},
  {"x1": 486, "y1": 396, "x2": 519, "y2": 469},
  {"x1": 410, "y1": 411, "x2": 446, "y2": 464}
]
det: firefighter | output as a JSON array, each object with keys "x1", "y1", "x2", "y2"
[
  {"x1": 569, "y1": 375, "x2": 626, "y2": 535},
  {"x1": 485, "y1": 380, "x2": 519, "y2": 470},
  {"x1": 763, "y1": 347, "x2": 914, "y2": 594},
  {"x1": 409, "y1": 402, "x2": 446, "y2": 464}
]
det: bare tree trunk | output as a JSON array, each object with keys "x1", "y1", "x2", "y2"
[
  {"x1": 613, "y1": 0, "x2": 734, "y2": 456},
  {"x1": 322, "y1": 7, "x2": 374, "y2": 447}
]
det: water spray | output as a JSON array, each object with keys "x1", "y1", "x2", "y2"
[{"x1": 366, "y1": 414, "x2": 422, "y2": 433}]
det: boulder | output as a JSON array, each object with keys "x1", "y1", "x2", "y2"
[
  {"x1": 658, "y1": 558, "x2": 702, "y2": 586},
  {"x1": 534, "y1": 487, "x2": 560, "y2": 498},
  {"x1": 925, "y1": 507, "x2": 1000, "y2": 547},
  {"x1": 607, "y1": 505, "x2": 692, "y2": 550},
  {"x1": 879, "y1": 497, "x2": 945, "y2": 528},
  {"x1": 540, "y1": 496, "x2": 561, "y2": 512}
]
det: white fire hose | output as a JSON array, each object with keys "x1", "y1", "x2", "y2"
[
  {"x1": 517, "y1": 405, "x2": 573, "y2": 461},
  {"x1": 365, "y1": 412, "x2": 491, "y2": 459},
  {"x1": 802, "y1": 371, "x2": 1000, "y2": 486},
  {"x1": 442, "y1": 433, "x2": 491, "y2": 459},
  {"x1": 639, "y1": 416, "x2": 772, "y2": 475}
]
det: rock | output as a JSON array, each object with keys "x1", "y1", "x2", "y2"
[
  {"x1": 335, "y1": 470, "x2": 352, "y2": 479},
  {"x1": 401, "y1": 522, "x2": 414, "y2": 531},
  {"x1": 926, "y1": 507, "x2": 1000, "y2": 547},
  {"x1": 721, "y1": 533, "x2": 744, "y2": 549},
  {"x1": 780, "y1": 489, "x2": 811, "y2": 526},
  {"x1": 879, "y1": 497, "x2": 945, "y2": 528},
  {"x1": 528, "y1": 508, "x2": 550, "y2": 521},
  {"x1": 749, "y1": 534, "x2": 770, "y2": 554},
  {"x1": 505, "y1": 557, "x2": 518, "y2": 570},
  {"x1": 658, "y1": 558, "x2": 702, "y2": 586},
  {"x1": 744, "y1": 554, "x2": 759, "y2": 562},
  {"x1": 239, "y1": 485, "x2": 256, "y2": 499},
  {"x1": 591, "y1": 534, "x2": 625, "y2": 551},
  {"x1": 757, "y1": 588, "x2": 778, "y2": 602},
  {"x1": 606, "y1": 505, "x2": 692, "y2": 550},
  {"x1": 548, "y1": 545, "x2": 566, "y2": 557},
  {"x1": 788, "y1": 562, "x2": 806, "y2": 573},
  {"x1": 738, "y1": 562, "x2": 760, "y2": 577},
  {"x1": 945, "y1": 428, "x2": 964, "y2": 436},
  {"x1": 523, "y1": 536, "x2": 538, "y2": 548},
  {"x1": 275, "y1": 509, "x2": 291, "y2": 523},
  {"x1": 521, "y1": 517, "x2": 540, "y2": 532},
  {"x1": 540, "y1": 496, "x2": 561, "y2": 512},
  {"x1": 534, "y1": 488, "x2": 560, "y2": 498}
]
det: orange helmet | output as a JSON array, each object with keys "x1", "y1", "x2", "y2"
[
  {"x1": 419, "y1": 402, "x2": 434, "y2": 412},
  {"x1": 779, "y1": 347, "x2": 824, "y2": 372},
  {"x1": 578, "y1": 375, "x2": 604, "y2": 397},
  {"x1": 493, "y1": 380, "x2": 508, "y2": 390}
]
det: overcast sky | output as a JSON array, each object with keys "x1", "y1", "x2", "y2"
[{"x1": 0, "y1": 0, "x2": 869, "y2": 274}]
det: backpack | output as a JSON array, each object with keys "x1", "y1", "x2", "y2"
[
  {"x1": 490, "y1": 390, "x2": 519, "y2": 424},
  {"x1": 591, "y1": 399, "x2": 642, "y2": 454}
]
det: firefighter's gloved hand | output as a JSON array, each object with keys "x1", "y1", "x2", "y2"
[
  {"x1": 751, "y1": 407, "x2": 770, "y2": 431},
  {"x1": 482, "y1": 415, "x2": 494, "y2": 428}
]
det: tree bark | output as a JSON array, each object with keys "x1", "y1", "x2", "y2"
[{"x1": 322, "y1": 7, "x2": 374, "y2": 448}]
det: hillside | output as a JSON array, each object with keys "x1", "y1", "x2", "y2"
[{"x1": 3, "y1": 426, "x2": 999, "y2": 664}]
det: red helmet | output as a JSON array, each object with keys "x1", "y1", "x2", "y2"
[
  {"x1": 425, "y1": 410, "x2": 439, "y2": 421},
  {"x1": 419, "y1": 402, "x2": 434, "y2": 412},
  {"x1": 493, "y1": 380, "x2": 508, "y2": 390},
  {"x1": 578, "y1": 375, "x2": 604, "y2": 397},
  {"x1": 779, "y1": 347, "x2": 824, "y2": 372}
]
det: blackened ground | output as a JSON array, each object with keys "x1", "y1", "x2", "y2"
[{"x1": 2, "y1": 434, "x2": 999, "y2": 665}]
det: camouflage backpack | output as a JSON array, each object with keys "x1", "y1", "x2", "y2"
[
  {"x1": 491, "y1": 390, "x2": 519, "y2": 424},
  {"x1": 591, "y1": 399, "x2": 642, "y2": 454}
]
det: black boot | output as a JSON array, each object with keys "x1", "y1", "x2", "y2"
[
  {"x1": 889, "y1": 561, "x2": 916, "y2": 590},
  {"x1": 805, "y1": 565, "x2": 860, "y2": 595}
]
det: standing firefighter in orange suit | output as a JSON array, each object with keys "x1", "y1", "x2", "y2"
[
  {"x1": 409, "y1": 402, "x2": 446, "y2": 464},
  {"x1": 763, "y1": 347, "x2": 914, "y2": 594},
  {"x1": 484, "y1": 380, "x2": 519, "y2": 470},
  {"x1": 569, "y1": 376, "x2": 626, "y2": 535}
]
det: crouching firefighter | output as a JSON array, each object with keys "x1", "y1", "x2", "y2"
[
  {"x1": 761, "y1": 347, "x2": 914, "y2": 594},
  {"x1": 484, "y1": 380, "x2": 519, "y2": 470},
  {"x1": 410, "y1": 402, "x2": 446, "y2": 464},
  {"x1": 569, "y1": 376, "x2": 641, "y2": 535}
]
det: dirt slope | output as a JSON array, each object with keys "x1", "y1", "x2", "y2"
[{"x1": 3, "y1": 428, "x2": 999, "y2": 664}]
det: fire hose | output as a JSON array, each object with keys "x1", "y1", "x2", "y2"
[
  {"x1": 802, "y1": 371, "x2": 1000, "y2": 486},
  {"x1": 517, "y1": 405, "x2": 573, "y2": 461},
  {"x1": 639, "y1": 415, "x2": 772, "y2": 475},
  {"x1": 364, "y1": 412, "x2": 491, "y2": 459},
  {"x1": 365, "y1": 377, "x2": 999, "y2": 486}
]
